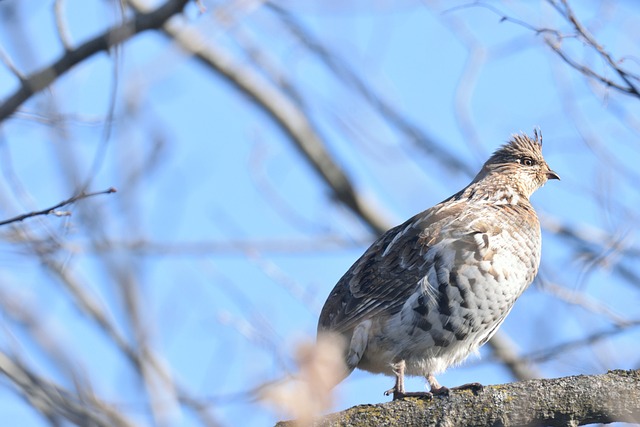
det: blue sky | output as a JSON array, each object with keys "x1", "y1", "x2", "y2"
[{"x1": 0, "y1": 1, "x2": 639, "y2": 426}]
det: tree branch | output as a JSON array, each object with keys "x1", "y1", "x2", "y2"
[
  {"x1": 0, "y1": 187, "x2": 116, "y2": 226},
  {"x1": 266, "y1": 4, "x2": 476, "y2": 177},
  {"x1": 0, "y1": 351, "x2": 133, "y2": 427},
  {"x1": 0, "y1": 0, "x2": 189, "y2": 122},
  {"x1": 277, "y1": 370, "x2": 640, "y2": 426},
  {"x1": 124, "y1": 0, "x2": 393, "y2": 235}
]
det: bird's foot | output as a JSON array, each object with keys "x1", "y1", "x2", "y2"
[
  {"x1": 384, "y1": 387, "x2": 433, "y2": 401},
  {"x1": 430, "y1": 385, "x2": 450, "y2": 396},
  {"x1": 430, "y1": 382, "x2": 483, "y2": 396},
  {"x1": 451, "y1": 382, "x2": 484, "y2": 395},
  {"x1": 383, "y1": 386, "x2": 403, "y2": 400}
]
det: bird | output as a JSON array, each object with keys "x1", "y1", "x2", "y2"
[{"x1": 317, "y1": 130, "x2": 559, "y2": 400}]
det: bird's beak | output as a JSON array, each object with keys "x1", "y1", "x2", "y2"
[{"x1": 546, "y1": 167, "x2": 560, "y2": 180}]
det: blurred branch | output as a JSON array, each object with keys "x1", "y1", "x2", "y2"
[
  {"x1": 248, "y1": 141, "x2": 327, "y2": 233},
  {"x1": 540, "y1": 214, "x2": 640, "y2": 289},
  {"x1": 0, "y1": 45, "x2": 25, "y2": 80},
  {"x1": 126, "y1": 0, "x2": 392, "y2": 235},
  {"x1": 0, "y1": 0, "x2": 189, "y2": 122},
  {"x1": 0, "y1": 351, "x2": 133, "y2": 427},
  {"x1": 35, "y1": 250, "x2": 222, "y2": 427},
  {"x1": 266, "y1": 4, "x2": 476, "y2": 177},
  {"x1": 278, "y1": 370, "x2": 640, "y2": 427},
  {"x1": 486, "y1": 333, "x2": 540, "y2": 381},
  {"x1": 519, "y1": 320, "x2": 640, "y2": 364},
  {"x1": 0, "y1": 187, "x2": 116, "y2": 227},
  {"x1": 540, "y1": 280, "x2": 629, "y2": 326},
  {"x1": 87, "y1": 236, "x2": 363, "y2": 255},
  {"x1": 53, "y1": 0, "x2": 73, "y2": 51},
  {"x1": 0, "y1": 287, "x2": 92, "y2": 399}
]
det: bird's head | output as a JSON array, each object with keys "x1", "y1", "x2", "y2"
[{"x1": 474, "y1": 130, "x2": 560, "y2": 199}]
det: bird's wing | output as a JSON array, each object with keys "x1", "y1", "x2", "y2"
[{"x1": 318, "y1": 201, "x2": 479, "y2": 334}]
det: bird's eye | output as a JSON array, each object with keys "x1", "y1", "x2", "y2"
[{"x1": 521, "y1": 158, "x2": 535, "y2": 166}]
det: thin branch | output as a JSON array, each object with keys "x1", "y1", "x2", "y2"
[
  {"x1": 53, "y1": 0, "x2": 73, "y2": 51},
  {"x1": 267, "y1": 3, "x2": 476, "y2": 177},
  {"x1": 540, "y1": 280, "x2": 630, "y2": 326},
  {"x1": 0, "y1": 0, "x2": 189, "y2": 122},
  {"x1": 0, "y1": 45, "x2": 26, "y2": 82},
  {"x1": 37, "y1": 251, "x2": 222, "y2": 427},
  {"x1": 128, "y1": 0, "x2": 392, "y2": 235},
  {"x1": 551, "y1": 0, "x2": 640, "y2": 94},
  {"x1": 452, "y1": 1, "x2": 640, "y2": 98},
  {"x1": 0, "y1": 351, "x2": 133, "y2": 427},
  {"x1": 519, "y1": 320, "x2": 640, "y2": 364},
  {"x1": 487, "y1": 333, "x2": 540, "y2": 381},
  {"x1": 544, "y1": 40, "x2": 636, "y2": 95},
  {"x1": 0, "y1": 187, "x2": 116, "y2": 227},
  {"x1": 81, "y1": 236, "x2": 363, "y2": 255}
]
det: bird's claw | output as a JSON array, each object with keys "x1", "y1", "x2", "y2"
[
  {"x1": 384, "y1": 388, "x2": 433, "y2": 401},
  {"x1": 430, "y1": 385, "x2": 450, "y2": 396},
  {"x1": 451, "y1": 382, "x2": 484, "y2": 395}
]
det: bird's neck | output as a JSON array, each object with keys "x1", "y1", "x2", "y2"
[{"x1": 454, "y1": 177, "x2": 531, "y2": 206}]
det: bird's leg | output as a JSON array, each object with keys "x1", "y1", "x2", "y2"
[
  {"x1": 427, "y1": 374, "x2": 483, "y2": 396},
  {"x1": 427, "y1": 373, "x2": 450, "y2": 396},
  {"x1": 384, "y1": 360, "x2": 406, "y2": 399},
  {"x1": 384, "y1": 361, "x2": 433, "y2": 400}
]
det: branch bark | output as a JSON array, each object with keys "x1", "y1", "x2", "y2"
[{"x1": 277, "y1": 370, "x2": 640, "y2": 426}]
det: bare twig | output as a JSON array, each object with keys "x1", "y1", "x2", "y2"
[
  {"x1": 84, "y1": 236, "x2": 363, "y2": 255},
  {"x1": 53, "y1": 0, "x2": 73, "y2": 51},
  {"x1": 487, "y1": 333, "x2": 540, "y2": 381},
  {"x1": 540, "y1": 280, "x2": 630, "y2": 326},
  {"x1": 0, "y1": 351, "x2": 134, "y2": 427},
  {"x1": 519, "y1": 320, "x2": 640, "y2": 364},
  {"x1": 0, "y1": 0, "x2": 189, "y2": 122},
  {"x1": 267, "y1": 3, "x2": 476, "y2": 177},
  {"x1": 452, "y1": 1, "x2": 640, "y2": 98},
  {"x1": 0, "y1": 187, "x2": 116, "y2": 227},
  {"x1": 549, "y1": 0, "x2": 640, "y2": 95},
  {"x1": 128, "y1": 0, "x2": 392, "y2": 235},
  {"x1": 0, "y1": 45, "x2": 26, "y2": 82}
]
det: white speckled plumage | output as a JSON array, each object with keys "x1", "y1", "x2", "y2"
[{"x1": 318, "y1": 131, "x2": 559, "y2": 398}]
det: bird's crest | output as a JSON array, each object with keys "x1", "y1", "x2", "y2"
[{"x1": 486, "y1": 129, "x2": 544, "y2": 165}]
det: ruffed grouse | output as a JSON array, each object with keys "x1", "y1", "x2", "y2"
[{"x1": 318, "y1": 131, "x2": 559, "y2": 399}]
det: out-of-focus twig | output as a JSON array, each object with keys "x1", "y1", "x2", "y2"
[
  {"x1": 0, "y1": 351, "x2": 134, "y2": 427},
  {"x1": 127, "y1": 0, "x2": 393, "y2": 235},
  {"x1": 540, "y1": 280, "x2": 630, "y2": 326},
  {"x1": 487, "y1": 333, "x2": 541, "y2": 380},
  {"x1": 53, "y1": 0, "x2": 73, "y2": 50},
  {"x1": 0, "y1": 0, "x2": 190, "y2": 122},
  {"x1": 266, "y1": 4, "x2": 476, "y2": 177},
  {"x1": 519, "y1": 320, "x2": 640, "y2": 364},
  {"x1": 0, "y1": 187, "x2": 116, "y2": 227}
]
